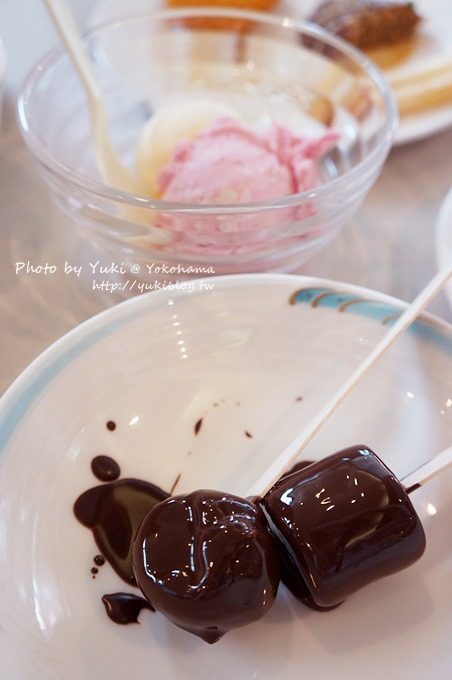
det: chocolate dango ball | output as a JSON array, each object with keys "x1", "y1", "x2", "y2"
[
  {"x1": 132, "y1": 489, "x2": 280, "y2": 643},
  {"x1": 263, "y1": 445, "x2": 426, "y2": 609}
]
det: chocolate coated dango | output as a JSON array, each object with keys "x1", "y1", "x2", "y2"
[
  {"x1": 263, "y1": 445, "x2": 426, "y2": 609},
  {"x1": 132, "y1": 489, "x2": 280, "y2": 643}
]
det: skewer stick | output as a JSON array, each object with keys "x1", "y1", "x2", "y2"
[
  {"x1": 403, "y1": 446, "x2": 452, "y2": 494},
  {"x1": 247, "y1": 264, "x2": 452, "y2": 498}
]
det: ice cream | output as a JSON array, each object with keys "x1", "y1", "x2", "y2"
[
  {"x1": 134, "y1": 102, "x2": 339, "y2": 254},
  {"x1": 154, "y1": 116, "x2": 338, "y2": 205},
  {"x1": 136, "y1": 100, "x2": 243, "y2": 198}
]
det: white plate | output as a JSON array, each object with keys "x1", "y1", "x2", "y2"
[
  {"x1": 87, "y1": 0, "x2": 452, "y2": 146},
  {"x1": 86, "y1": 0, "x2": 320, "y2": 28},
  {"x1": 0, "y1": 274, "x2": 451, "y2": 679},
  {"x1": 385, "y1": 0, "x2": 452, "y2": 144},
  {"x1": 436, "y1": 187, "x2": 452, "y2": 310}
]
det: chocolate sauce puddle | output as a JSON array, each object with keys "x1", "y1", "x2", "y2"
[
  {"x1": 91, "y1": 455, "x2": 121, "y2": 481},
  {"x1": 74, "y1": 476, "x2": 168, "y2": 584},
  {"x1": 102, "y1": 593, "x2": 154, "y2": 624}
]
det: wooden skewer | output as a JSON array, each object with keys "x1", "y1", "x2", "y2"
[
  {"x1": 247, "y1": 264, "x2": 452, "y2": 498},
  {"x1": 403, "y1": 445, "x2": 452, "y2": 494}
]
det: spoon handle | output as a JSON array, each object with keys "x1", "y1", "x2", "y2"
[
  {"x1": 42, "y1": 0, "x2": 136, "y2": 191},
  {"x1": 42, "y1": 0, "x2": 101, "y2": 109}
]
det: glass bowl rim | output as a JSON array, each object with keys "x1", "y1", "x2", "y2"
[{"x1": 16, "y1": 6, "x2": 398, "y2": 215}]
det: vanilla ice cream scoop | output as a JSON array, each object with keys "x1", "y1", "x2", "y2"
[{"x1": 136, "y1": 99, "x2": 242, "y2": 198}]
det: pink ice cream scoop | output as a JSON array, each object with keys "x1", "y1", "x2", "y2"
[
  {"x1": 154, "y1": 117, "x2": 339, "y2": 256},
  {"x1": 157, "y1": 117, "x2": 338, "y2": 204}
]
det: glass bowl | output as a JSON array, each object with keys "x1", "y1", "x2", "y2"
[{"x1": 17, "y1": 7, "x2": 397, "y2": 282}]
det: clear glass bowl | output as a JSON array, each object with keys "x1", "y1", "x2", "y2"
[{"x1": 17, "y1": 8, "x2": 397, "y2": 279}]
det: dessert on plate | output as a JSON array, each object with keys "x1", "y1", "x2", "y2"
[
  {"x1": 308, "y1": 1, "x2": 421, "y2": 58},
  {"x1": 75, "y1": 444, "x2": 427, "y2": 644}
]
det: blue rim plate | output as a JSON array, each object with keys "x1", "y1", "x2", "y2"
[{"x1": 0, "y1": 274, "x2": 451, "y2": 679}]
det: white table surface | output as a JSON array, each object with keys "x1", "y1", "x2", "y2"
[{"x1": 1, "y1": 0, "x2": 452, "y2": 397}]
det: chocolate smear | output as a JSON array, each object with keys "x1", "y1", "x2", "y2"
[
  {"x1": 102, "y1": 593, "x2": 154, "y2": 624},
  {"x1": 91, "y1": 455, "x2": 121, "y2": 482},
  {"x1": 74, "y1": 474, "x2": 169, "y2": 584}
]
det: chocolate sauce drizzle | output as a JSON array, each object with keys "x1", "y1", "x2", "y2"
[
  {"x1": 74, "y1": 454, "x2": 170, "y2": 625},
  {"x1": 74, "y1": 476, "x2": 168, "y2": 584},
  {"x1": 194, "y1": 417, "x2": 203, "y2": 435},
  {"x1": 102, "y1": 593, "x2": 154, "y2": 624},
  {"x1": 91, "y1": 455, "x2": 121, "y2": 481}
]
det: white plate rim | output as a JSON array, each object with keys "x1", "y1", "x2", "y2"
[
  {"x1": 1, "y1": 272, "x2": 452, "y2": 679},
  {"x1": 86, "y1": 0, "x2": 452, "y2": 147},
  {"x1": 1, "y1": 272, "x2": 452, "y2": 457}
]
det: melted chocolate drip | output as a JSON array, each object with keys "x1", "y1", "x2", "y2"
[
  {"x1": 194, "y1": 418, "x2": 203, "y2": 435},
  {"x1": 133, "y1": 490, "x2": 280, "y2": 644},
  {"x1": 74, "y1": 477, "x2": 169, "y2": 584},
  {"x1": 91, "y1": 455, "x2": 121, "y2": 482},
  {"x1": 106, "y1": 420, "x2": 116, "y2": 431},
  {"x1": 94, "y1": 554, "x2": 105, "y2": 566},
  {"x1": 102, "y1": 593, "x2": 154, "y2": 624}
]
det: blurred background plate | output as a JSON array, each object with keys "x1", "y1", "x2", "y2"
[{"x1": 87, "y1": 0, "x2": 452, "y2": 146}]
